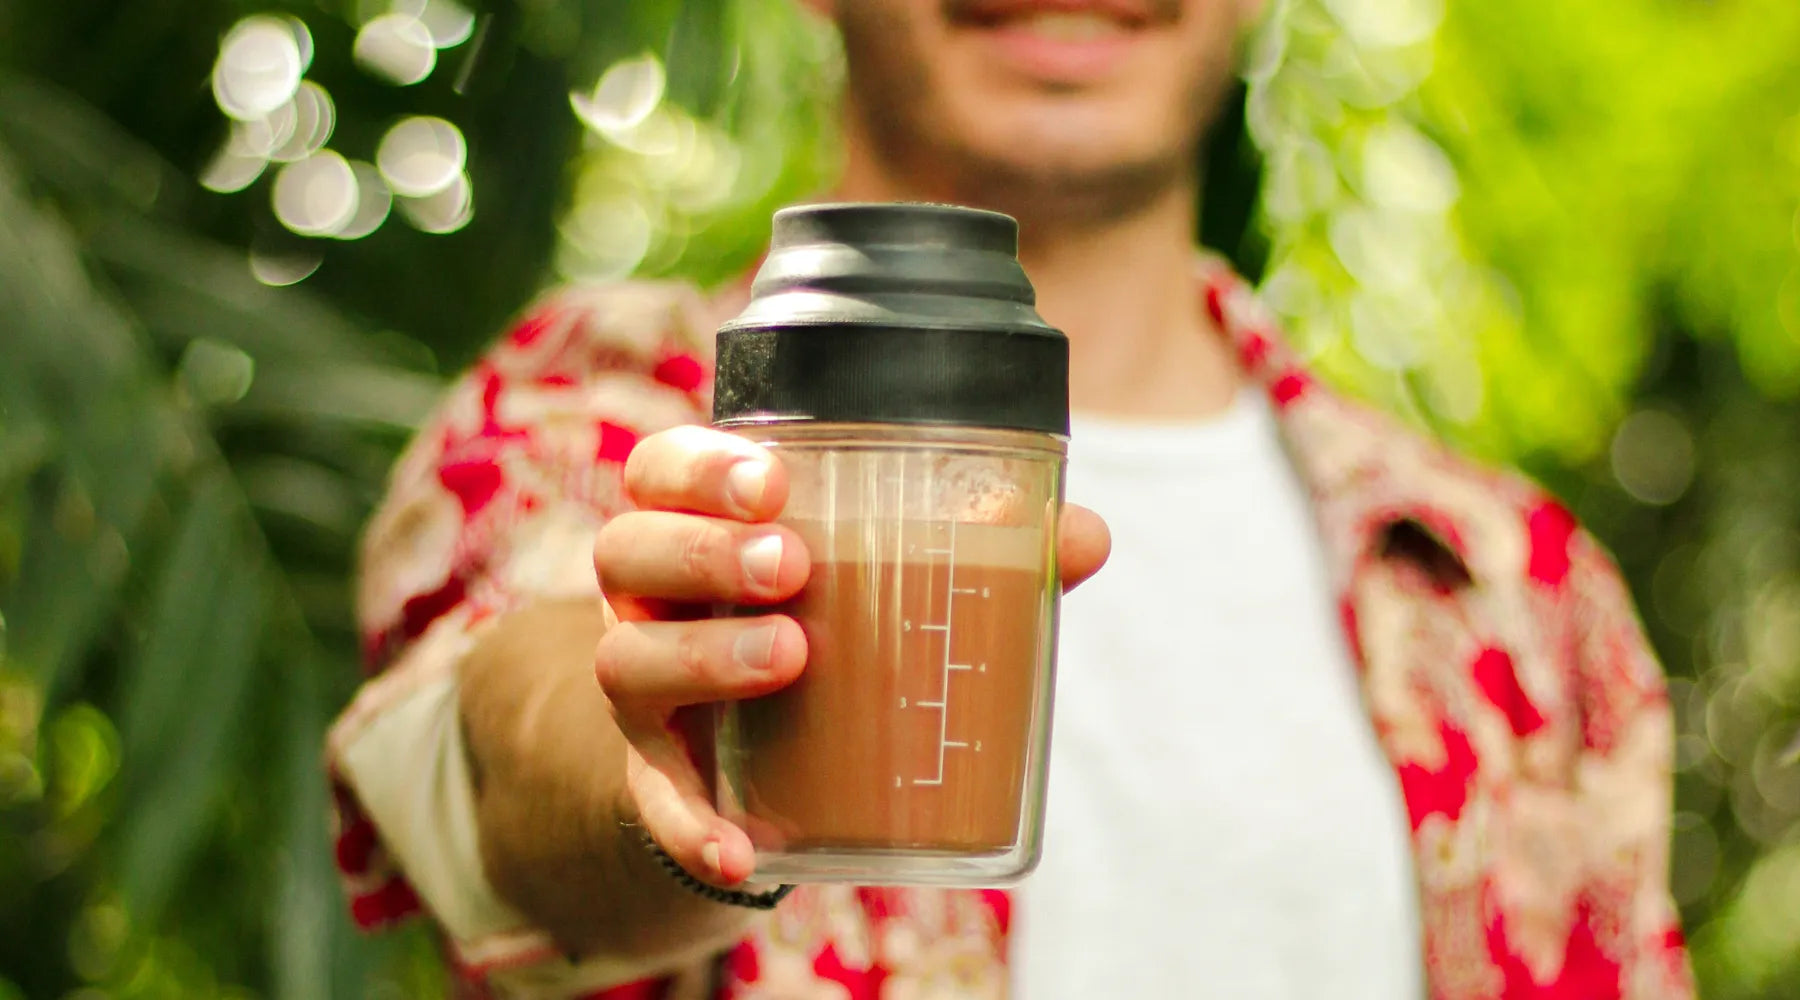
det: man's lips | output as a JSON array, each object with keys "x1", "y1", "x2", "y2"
[
  {"x1": 945, "y1": 0, "x2": 1167, "y2": 29},
  {"x1": 945, "y1": 0, "x2": 1167, "y2": 82}
]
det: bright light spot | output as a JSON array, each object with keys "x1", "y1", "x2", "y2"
[
  {"x1": 236, "y1": 99, "x2": 298, "y2": 159},
  {"x1": 418, "y1": 0, "x2": 475, "y2": 48},
  {"x1": 49, "y1": 705, "x2": 120, "y2": 817},
  {"x1": 607, "y1": 107, "x2": 687, "y2": 158},
  {"x1": 571, "y1": 54, "x2": 665, "y2": 136},
  {"x1": 199, "y1": 135, "x2": 268, "y2": 194},
  {"x1": 1241, "y1": 6, "x2": 1290, "y2": 86},
  {"x1": 212, "y1": 16, "x2": 304, "y2": 121},
  {"x1": 284, "y1": 15, "x2": 314, "y2": 72},
  {"x1": 1347, "y1": 291, "x2": 1424, "y2": 371},
  {"x1": 376, "y1": 116, "x2": 466, "y2": 197},
  {"x1": 395, "y1": 171, "x2": 473, "y2": 234},
  {"x1": 561, "y1": 196, "x2": 652, "y2": 278},
  {"x1": 1610, "y1": 408, "x2": 1696, "y2": 506},
  {"x1": 1754, "y1": 725, "x2": 1800, "y2": 813},
  {"x1": 1320, "y1": 0, "x2": 1443, "y2": 48},
  {"x1": 1421, "y1": 339, "x2": 1485, "y2": 424},
  {"x1": 334, "y1": 162, "x2": 393, "y2": 240},
  {"x1": 249, "y1": 246, "x2": 323, "y2": 286},
  {"x1": 1328, "y1": 205, "x2": 1427, "y2": 293},
  {"x1": 1262, "y1": 138, "x2": 1338, "y2": 224},
  {"x1": 1362, "y1": 121, "x2": 1458, "y2": 213},
  {"x1": 178, "y1": 338, "x2": 257, "y2": 406},
  {"x1": 270, "y1": 82, "x2": 336, "y2": 163},
  {"x1": 272, "y1": 150, "x2": 360, "y2": 237},
  {"x1": 388, "y1": 0, "x2": 473, "y2": 45},
  {"x1": 670, "y1": 139, "x2": 740, "y2": 211},
  {"x1": 354, "y1": 14, "x2": 437, "y2": 86}
]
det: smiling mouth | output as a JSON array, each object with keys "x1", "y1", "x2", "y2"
[
  {"x1": 983, "y1": 10, "x2": 1135, "y2": 40},
  {"x1": 944, "y1": 2, "x2": 1160, "y2": 82},
  {"x1": 947, "y1": 0, "x2": 1165, "y2": 33}
]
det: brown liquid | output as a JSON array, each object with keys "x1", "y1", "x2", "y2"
[{"x1": 724, "y1": 521, "x2": 1047, "y2": 854}]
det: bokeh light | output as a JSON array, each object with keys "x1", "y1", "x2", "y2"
[
  {"x1": 269, "y1": 82, "x2": 335, "y2": 163},
  {"x1": 247, "y1": 245, "x2": 323, "y2": 286},
  {"x1": 333, "y1": 161, "x2": 393, "y2": 241},
  {"x1": 559, "y1": 194, "x2": 653, "y2": 278},
  {"x1": 1610, "y1": 408, "x2": 1697, "y2": 506},
  {"x1": 210, "y1": 16, "x2": 303, "y2": 121},
  {"x1": 271, "y1": 150, "x2": 358, "y2": 237},
  {"x1": 407, "y1": 0, "x2": 475, "y2": 49},
  {"x1": 284, "y1": 15, "x2": 314, "y2": 72},
  {"x1": 198, "y1": 128, "x2": 269, "y2": 194},
  {"x1": 570, "y1": 54, "x2": 666, "y2": 137},
  {"x1": 176, "y1": 339, "x2": 256, "y2": 407},
  {"x1": 375, "y1": 115, "x2": 465, "y2": 197},
  {"x1": 394, "y1": 171, "x2": 472, "y2": 234},
  {"x1": 353, "y1": 13, "x2": 436, "y2": 86}
]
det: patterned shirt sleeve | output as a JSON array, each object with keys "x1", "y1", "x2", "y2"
[
  {"x1": 1557, "y1": 520, "x2": 1697, "y2": 999},
  {"x1": 324, "y1": 281, "x2": 725, "y2": 999}
]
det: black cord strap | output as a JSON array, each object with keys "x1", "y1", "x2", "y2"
[{"x1": 640, "y1": 831, "x2": 795, "y2": 910}]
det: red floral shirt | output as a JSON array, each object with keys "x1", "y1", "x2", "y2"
[{"x1": 328, "y1": 260, "x2": 1695, "y2": 999}]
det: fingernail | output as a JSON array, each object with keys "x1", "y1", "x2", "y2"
[
  {"x1": 725, "y1": 460, "x2": 769, "y2": 515},
  {"x1": 733, "y1": 623, "x2": 779, "y2": 672},
  {"x1": 701, "y1": 841, "x2": 723, "y2": 877},
  {"x1": 741, "y1": 535, "x2": 783, "y2": 590}
]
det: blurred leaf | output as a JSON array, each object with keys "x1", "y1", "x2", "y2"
[
  {"x1": 665, "y1": 0, "x2": 730, "y2": 117},
  {"x1": 0, "y1": 72, "x2": 170, "y2": 212},
  {"x1": 115, "y1": 469, "x2": 266, "y2": 924}
]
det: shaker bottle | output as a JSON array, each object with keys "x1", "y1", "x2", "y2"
[{"x1": 710, "y1": 202, "x2": 1068, "y2": 886}]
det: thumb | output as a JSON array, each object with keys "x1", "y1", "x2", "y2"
[{"x1": 1057, "y1": 503, "x2": 1110, "y2": 593}]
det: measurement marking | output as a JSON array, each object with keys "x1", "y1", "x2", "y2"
[
  {"x1": 894, "y1": 776, "x2": 902, "y2": 788},
  {"x1": 919, "y1": 521, "x2": 960, "y2": 786},
  {"x1": 948, "y1": 663, "x2": 973, "y2": 671},
  {"x1": 944, "y1": 740, "x2": 968, "y2": 748},
  {"x1": 951, "y1": 587, "x2": 980, "y2": 595},
  {"x1": 916, "y1": 700, "x2": 945, "y2": 709},
  {"x1": 920, "y1": 624, "x2": 949, "y2": 632}
]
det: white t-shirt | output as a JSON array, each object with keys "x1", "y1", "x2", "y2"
[{"x1": 1013, "y1": 391, "x2": 1424, "y2": 999}]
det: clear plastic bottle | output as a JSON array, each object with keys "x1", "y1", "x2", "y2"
[{"x1": 711, "y1": 203, "x2": 1068, "y2": 886}]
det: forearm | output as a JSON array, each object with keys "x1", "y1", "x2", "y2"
[{"x1": 458, "y1": 598, "x2": 757, "y2": 965}]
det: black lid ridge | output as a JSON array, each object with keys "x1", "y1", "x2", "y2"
[{"x1": 713, "y1": 203, "x2": 1070, "y2": 435}]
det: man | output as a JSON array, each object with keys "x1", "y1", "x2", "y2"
[{"x1": 326, "y1": 0, "x2": 1696, "y2": 997}]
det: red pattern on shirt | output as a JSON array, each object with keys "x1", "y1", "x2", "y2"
[
  {"x1": 332, "y1": 266, "x2": 1694, "y2": 999},
  {"x1": 1473, "y1": 647, "x2": 1548, "y2": 738}
]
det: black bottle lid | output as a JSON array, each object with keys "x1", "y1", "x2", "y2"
[{"x1": 712, "y1": 202, "x2": 1070, "y2": 436}]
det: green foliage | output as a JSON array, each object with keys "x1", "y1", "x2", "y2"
[{"x1": 1, "y1": 0, "x2": 1797, "y2": 997}]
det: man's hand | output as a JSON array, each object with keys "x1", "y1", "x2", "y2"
[
  {"x1": 596, "y1": 425, "x2": 1110, "y2": 887},
  {"x1": 462, "y1": 424, "x2": 1107, "y2": 962}
]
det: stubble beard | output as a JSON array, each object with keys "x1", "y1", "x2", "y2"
[{"x1": 836, "y1": 11, "x2": 1218, "y2": 233}]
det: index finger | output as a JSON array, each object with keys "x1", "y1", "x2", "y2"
[{"x1": 625, "y1": 425, "x2": 789, "y2": 522}]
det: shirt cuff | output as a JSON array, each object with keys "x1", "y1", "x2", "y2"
[{"x1": 326, "y1": 615, "x2": 693, "y2": 997}]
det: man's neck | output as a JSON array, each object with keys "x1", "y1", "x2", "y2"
[{"x1": 830, "y1": 148, "x2": 1241, "y2": 421}]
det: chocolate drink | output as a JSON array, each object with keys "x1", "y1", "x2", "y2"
[{"x1": 724, "y1": 519, "x2": 1050, "y2": 854}]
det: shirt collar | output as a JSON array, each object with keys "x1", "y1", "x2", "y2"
[{"x1": 1196, "y1": 256, "x2": 1478, "y2": 592}]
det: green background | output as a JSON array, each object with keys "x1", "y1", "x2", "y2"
[{"x1": 1, "y1": 0, "x2": 1797, "y2": 996}]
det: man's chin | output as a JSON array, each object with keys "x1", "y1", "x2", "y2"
[{"x1": 938, "y1": 138, "x2": 1190, "y2": 226}]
